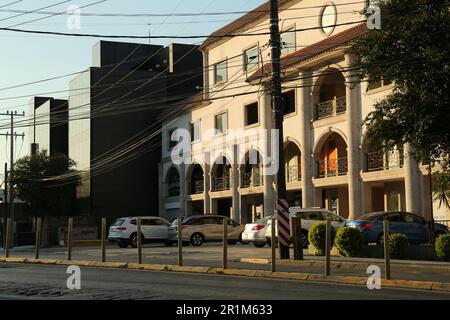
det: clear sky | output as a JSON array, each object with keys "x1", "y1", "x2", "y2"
[{"x1": 0, "y1": 0, "x2": 267, "y2": 179}]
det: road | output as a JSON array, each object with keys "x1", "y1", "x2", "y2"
[
  {"x1": 0, "y1": 263, "x2": 449, "y2": 300},
  {"x1": 3, "y1": 243, "x2": 450, "y2": 283}
]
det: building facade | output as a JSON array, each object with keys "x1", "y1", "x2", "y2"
[{"x1": 157, "y1": 0, "x2": 449, "y2": 223}]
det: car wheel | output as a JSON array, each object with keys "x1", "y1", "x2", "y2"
[
  {"x1": 239, "y1": 232, "x2": 249, "y2": 245},
  {"x1": 190, "y1": 233, "x2": 204, "y2": 246},
  {"x1": 118, "y1": 240, "x2": 129, "y2": 248},
  {"x1": 130, "y1": 233, "x2": 144, "y2": 248},
  {"x1": 254, "y1": 242, "x2": 266, "y2": 248}
]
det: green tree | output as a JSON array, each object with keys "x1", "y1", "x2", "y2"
[
  {"x1": 353, "y1": 0, "x2": 450, "y2": 170},
  {"x1": 433, "y1": 173, "x2": 450, "y2": 209},
  {"x1": 10, "y1": 150, "x2": 81, "y2": 218}
]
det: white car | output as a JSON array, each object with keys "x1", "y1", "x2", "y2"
[
  {"x1": 108, "y1": 216, "x2": 175, "y2": 248},
  {"x1": 242, "y1": 216, "x2": 272, "y2": 247},
  {"x1": 266, "y1": 207, "x2": 346, "y2": 247}
]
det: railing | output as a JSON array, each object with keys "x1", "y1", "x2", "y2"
[
  {"x1": 242, "y1": 172, "x2": 263, "y2": 188},
  {"x1": 316, "y1": 96, "x2": 347, "y2": 120},
  {"x1": 287, "y1": 164, "x2": 301, "y2": 183},
  {"x1": 317, "y1": 157, "x2": 348, "y2": 178},
  {"x1": 191, "y1": 180, "x2": 204, "y2": 194},
  {"x1": 366, "y1": 150, "x2": 404, "y2": 172},
  {"x1": 213, "y1": 176, "x2": 230, "y2": 191}
]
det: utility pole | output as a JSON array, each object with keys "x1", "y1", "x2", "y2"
[
  {"x1": 2, "y1": 163, "x2": 7, "y2": 249},
  {"x1": 270, "y1": 0, "x2": 290, "y2": 259},
  {"x1": 0, "y1": 111, "x2": 25, "y2": 248}
]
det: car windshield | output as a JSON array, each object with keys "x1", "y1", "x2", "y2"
[
  {"x1": 356, "y1": 213, "x2": 383, "y2": 221},
  {"x1": 112, "y1": 219, "x2": 125, "y2": 226},
  {"x1": 255, "y1": 216, "x2": 271, "y2": 225}
]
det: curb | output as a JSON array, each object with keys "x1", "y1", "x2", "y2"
[
  {"x1": 0, "y1": 257, "x2": 449, "y2": 293},
  {"x1": 238, "y1": 258, "x2": 450, "y2": 273}
]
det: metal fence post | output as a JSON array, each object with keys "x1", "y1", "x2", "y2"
[
  {"x1": 325, "y1": 218, "x2": 331, "y2": 276},
  {"x1": 292, "y1": 217, "x2": 304, "y2": 260},
  {"x1": 383, "y1": 219, "x2": 391, "y2": 280},
  {"x1": 101, "y1": 218, "x2": 106, "y2": 263},
  {"x1": 67, "y1": 217, "x2": 73, "y2": 261},
  {"x1": 271, "y1": 214, "x2": 276, "y2": 272},
  {"x1": 35, "y1": 217, "x2": 42, "y2": 259},
  {"x1": 223, "y1": 217, "x2": 228, "y2": 269},
  {"x1": 5, "y1": 217, "x2": 11, "y2": 258},
  {"x1": 178, "y1": 216, "x2": 183, "y2": 267},
  {"x1": 137, "y1": 217, "x2": 142, "y2": 264}
]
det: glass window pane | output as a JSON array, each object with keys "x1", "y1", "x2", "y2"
[
  {"x1": 245, "y1": 102, "x2": 259, "y2": 126},
  {"x1": 191, "y1": 122, "x2": 200, "y2": 142},
  {"x1": 214, "y1": 61, "x2": 228, "y2": 83},
  {"x1": 244, "y1": 46, "x2": 259, "y2": 71},
  {"x1": 215, "y1": 112, "x2": 227, "y2": 134},
  {"x1": 281, "y1": 29, "x2": 296, "y2": 55}
]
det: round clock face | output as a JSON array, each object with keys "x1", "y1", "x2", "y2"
[{"x1": 320, "y1": 3, "x2": 337, "y2": 35}]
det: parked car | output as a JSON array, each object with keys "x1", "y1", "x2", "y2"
[
  {"x1": 108, "y1": 216, "x2": 175, "y2": 248},
  {"x1": 266, "y1": 207, "x2": 346, "y2": 248},
  {"x1": 344, "y1": 211, "x2": 449, "y2": 244},
  {"x1": 169, "y1": 215, "x2": 245, "y2": 246},
  {"x1": 242, "y1": 216, "x2": 272, "y2": 247}
]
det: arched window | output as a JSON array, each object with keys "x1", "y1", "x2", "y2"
[{"x1": 167, "y1": 167, "x2": 180, "y2": 197}]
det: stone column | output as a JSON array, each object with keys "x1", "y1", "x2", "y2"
[
  {"x1": 404, "y1": 144, "x2": 423, "y2": 216},
  {"x1": 261, "y1": 90, "x2": 276, "y2": 217},
  {"x1": 204, "y1": 151, "x2": 211, "y2": 214},
  {"x1": 297, "y1": 69, "x2": 315, "y2": 208},
  {"x1": 179, "y1": 163, "x2": 186, "y2": 216},
  {"x1": 231, "y1": 145, "x2": 240, "y2": 221},
  {"x1": 345, "y1": 53, "x2": 363, "y2": 219}
]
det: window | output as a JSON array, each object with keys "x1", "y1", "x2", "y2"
[
  {"x1": 244, "y1": 46, "x2": 259, "y2": 72},
  {"x1": 282, "y1": 90, "x2": 296, "y2": 115},
  {"x1": 215, "y1": 112, "x2": 228, "y2": 134},
  {"x1": 320, "y1": 3, "x2": 337, "y2": 35},
  {"x1": 245, "y1": 102, "x2": 259, "y2": 126},
  {"x1": 368, "y1": 76, "x2": 393, "y2": 91},
  {"x1": 387, "y1": 213, "x2": 402, "y2": 222},
  {"x1": 167, "y1": 128, "x2": 177, "y2": 150},
  {"x1": 404, "y1": 214, "x2": 424, "y2": 224},
  {"x1": 214, "y1": 60, "x2": 228, "y2": 84},
  {"x1": 167, "y1": 167, "x2": 180, "y2": 197},
  {"x1": 191, "y1": 121, "x2": 201, "y2": 142},
  {"x1": 281, "y1": 28, "x2": 296, "y2": 55}
]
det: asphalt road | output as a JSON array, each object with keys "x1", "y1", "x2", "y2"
[
  {"x1": 4, "y1": 243, "x2": 450, "y2": 283},
  {"x1": 0, "y1": 263, "x2": 449, "y2": 300}
]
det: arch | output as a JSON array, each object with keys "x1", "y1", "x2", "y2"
[
  {"x1": 313, "y1": 127, "x2": 348, "y2": 156},
  {"x1": 163, "y1": 165, "x2": 181, "y2": 184},
  {"x1": 186, "y1": 160, "x2": 205, "y2": 181},
  {"x1": 187, "y1": 162, "x2": 205, "y2": 195},
  {"x1": 166, "y1": 166, "x2": 181, "y2": 197},
  {"x1": 210, "y1": 153, "x2": 233, "y2": 174},
  {"x1": 239, "y1": 146, "x2": 264, "y2": 167},
  {"x1": 240, "y1": 149, "x2": 264, "y2": 188},
  {"x1": 283, "y1": 136, "x2": 302, "y2": 151},
  {"x1": 284, "y1": 139, "x2": 302, "y2": 183}
]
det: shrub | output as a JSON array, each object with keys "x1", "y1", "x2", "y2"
[
  {"x1": 308, "y1": 222, "x2": 336, "y2": 256},
  {"x1": 389, "y1": 233, "x2": 408, "y2": 259},
  {"x1": 435, "y1": 234, "x2": 450, "y2": 262},
  {"x1": 334, "y1": 227, "x2": 364, "y2": 257}
]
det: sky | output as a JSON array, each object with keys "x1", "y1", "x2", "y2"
[{"x1": 0, "y1": 0, "x2": 267, "y2": 180}]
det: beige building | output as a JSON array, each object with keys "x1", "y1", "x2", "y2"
[{"x1": 158, "y1": 0, "x2": 449, "y2": 224}]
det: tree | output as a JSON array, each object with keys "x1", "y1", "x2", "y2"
[
  {"x1": 353, "y1": 0, "x2": 450, "y2": 171},
  {"x1": 10, "y1": 150, "x2": 81, "y2": 218},
  {"x1": 433, "y1": 173, "x2": 450, "y2": 209}
]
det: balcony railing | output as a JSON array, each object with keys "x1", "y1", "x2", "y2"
[
  {"x1": 317, "y1": 157, "x2": 348, "y2": 178},
  {"x1": 366, "y1": 150, "x2": 404, "y2": 172},
  {"x1": 191, "y1": 180, "x2": 204, "y2": 194},
  {"x1": 316, "y1": 96, "x2": 347, "y2": 120},
  {"x1": 242, "y1": 172, "x2": 263, "y2": 188},
  {"x1": 213, "y1": 176, "x2": 230, "y2": 191},
  {"x1": 287, "y1": 164, "x2": 301, "y2": 183}
]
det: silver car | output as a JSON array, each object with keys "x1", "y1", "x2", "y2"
[{"x1": 170, "y1": 215, "x2": 245, "y2": 246}]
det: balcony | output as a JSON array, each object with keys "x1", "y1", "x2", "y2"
[
  {"x1": 213, "y1": 176, "x2": 230, "y2": 192},
  {"x1": 366, "y1": 150, "x2": 404, "y2": 172},
  {"x1": 317, "y1": 157, "x2": 348, "y2": 178},
  {"x1": 287, "y1": 164, "x2": 301, "y2": 183},
  {"x1": 241, "y1": 172, "x2": 263, "y2": 188},
  {"x1": 191, "y1": 180, "x2": 204, "y2": 194},
  {"x1": 316, "y1": 96, "x2": 347, "y2": 120}
]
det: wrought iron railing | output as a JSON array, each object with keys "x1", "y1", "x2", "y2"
[
  {"x1": 213, "y1": 176, "x2": 230, "y2": 191},
  {"x1": 316, "y1": 96, "x2": 347, "y2": 120},
  {"x1": 242, "y1": 172, "x2": 263, "y2": 188},
  {"x1": 287, "y1": 164, "x2": 301, "y2": 183},
  {"x1": 191, "y1": 180, "x2": 204, "y2": 194},
  {"x1": 366, "y1": 150, "x2": 404, "y2": 172},
  {"x1": 317, "y1": 157, "x2": 348, "y2": 178}
]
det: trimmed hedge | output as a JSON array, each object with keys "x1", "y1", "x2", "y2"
[
  {"x1": 308, "y1": 222, "x2": 336, "y2": 256},
  {"x1": 389, "y1": 233, "x2": 408, "y2": 259},
  {"x1": 435, "y1": 234, "x2": 450, "y2": 262},
  {"x1": 334, "y1": 227, "x2": 364, "y2": 257}
]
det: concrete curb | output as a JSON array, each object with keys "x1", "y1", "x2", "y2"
[
  {"x1": 238, "y1": 258, "x2": 450, "y2": 273},
  {"x1": 0, "y1": 257, "x2": 449, "y2": 293}
]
